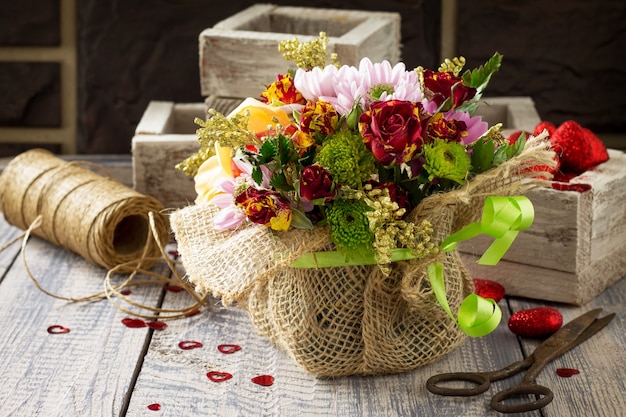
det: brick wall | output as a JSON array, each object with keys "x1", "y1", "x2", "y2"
[{"x1": 1, "y1": 0, "x2": 624, "y2": 156}]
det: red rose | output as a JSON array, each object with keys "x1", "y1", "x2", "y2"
[
  {"x1": 358, "y1": 100, "x2": 424, "y2": 165},
  {"x1": 235, "y1": 187, "x2": 292, "y2": 231},
  {"x1": 299, "y1": 164, "x2": 337, "y2": 202},
  {"x1": 422, "y1": 70, "x2": 476, "y2": 109}
]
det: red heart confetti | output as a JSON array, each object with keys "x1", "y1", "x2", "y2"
[
  {"x1": 508, "y1": 307, "x2": 563, "y2": 338},
  {"x1": 251, "y1": 375, "x2": 274, "y2": 386},
  {"x1": 218, "y1": 344, "x2": 242, "y2": 354},
  {"x1": 207, "y1": 371, "x2": 233, "y2": 383},
  {"x1": 556, "y1": 368, "x2": 580, "y2": 378},
  {"x1": 121, "y1": 318, "x2": 147, "y2": 328},
  {"x1": 184, "y1": 309, "x2": 201, "y2": 317},
  {"x1": 120, "y1": 289, "x2": 132, "y2": 296},
  {"x1": 178, "y1": 340, "x2": 203, "y2": 350},
  {"x1": 47, "y1": 325, "x2": 70, "y2": 334},
  {"x1": 147, "y1": 321, "x2": 168, "y2": 331},
  {"x1": 147, "y1": 403, "x2": 161, "y2": 411},
  {"x1": 472, "y1": 278, "x2": 506, "y2": 303},
  {"x1": 165, "y1": 285, "x2": 184, "y2": 293}
]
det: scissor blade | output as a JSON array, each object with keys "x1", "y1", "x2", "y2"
[
  {"x1": 531, "y1": 308, "x2": 603, "y2": 363},
  {"x1": 565, "y1": 312, "x2": 615, "y2": 351}
]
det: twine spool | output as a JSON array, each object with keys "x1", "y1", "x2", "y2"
[{"x1": 0, "y1": 148, "x2": 170, "y2": 269}]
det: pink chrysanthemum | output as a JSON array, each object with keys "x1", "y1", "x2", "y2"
[
  {"x1": 294, "y1": 58, "x2": 423, "y2": 116},
  {"x1": 443, "y1": 110, "x2": 489, "y2": 145}
]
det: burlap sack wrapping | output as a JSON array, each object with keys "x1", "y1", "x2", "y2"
[{"x1": 171, "y1": 133, "x2": 556, "y2": 377}]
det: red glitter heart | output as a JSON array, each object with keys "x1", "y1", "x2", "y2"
[
  {"x1": 147, "y1": 403, "x2": 161, "y2": 411},
  {"x1": 508, "y1": 307, "x2": 563, "y2": 338},
  {"x1": 121, "y1": 318, "x2": 147, "y2": 328},
  {"x1": 582, "y1": 127, "x2": 609, "y2": 168},
  {"x1": 551, "y1": 121, "x2": 593, "y2": 175},
  {"x1": 251, "y1": 375, "x2": 274, "y2": 386},
  {"x1": 207, "y1": 371, "x2": 233, "y2": 383},
  {"x1": 472, "y1": 278, "x2": 506, "y2": 303},
  {"x1": 505, "y1": 130, "x2": 530, "y2": 145},
  {"x1": 147, "y1": 321, "x2": 168, "y2": 331},
  {"x1": 556, "y1": 368, "x2": 580, "y2": 378},
  {"x1": 47, "y1": 325, "x2": 70, "y2": 334},
  {"x1": 218, "y1": 344, "x2": 242, "y2": 354},
  {"x1": 533, "y1": 121, "x2": 557, "y2": 137},
  {"x1": 506, "y1": 129, "x2": 558, "y2": 179},
  {"x1": 178, "y1": 340, "x2": 203, "y2": 350}
]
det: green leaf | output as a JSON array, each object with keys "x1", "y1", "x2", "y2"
[
  {"x1": 461, "y1": 52, "x2": 503, "y2": 97},
  {"x1": 470, "y1": 137, "x2": 495, "y2": 173},
  {"x1": 257, "y1": 140, "x2": 276, "y2": 164},
  {"x1": 269, "y1": 173, "x2": 292, "y2": 191},
  {"x1": 251, "y1": 166, "x2": 263, "y2": 185},
  {"x1": 290, "y1": 208, "x2": 314, "y2": 229},
  {"x1": 493, "y1": 146, "x2": 509, "y2": 166},
  {"x1": 511, "y1": 131, "x2": 527, "y2": 157}
]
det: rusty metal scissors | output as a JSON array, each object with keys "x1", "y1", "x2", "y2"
[{"x1": 426, "y1": 308, "x2": 615, "y2": 413}]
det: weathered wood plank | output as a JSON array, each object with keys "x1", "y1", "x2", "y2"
[
  {"x1": 126, "y1": 289, "x2": 540, "y2": 416},
  {"x1": 508, "y1": 276, "x2": 626, "y2": 417},
  {"x1": 0, "y1": 217, "x2": 165, "y2": 416},
  {"x1": 0, "y1": 216, "x2": 22, "y2": 276}
]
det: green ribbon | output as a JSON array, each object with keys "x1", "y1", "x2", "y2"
[
  {"x1": 289, "y1": 195, "x2": 535, "y2": 338},
  {"x1": 440, "y1": 195, "x2": 534, "y2": 265}
]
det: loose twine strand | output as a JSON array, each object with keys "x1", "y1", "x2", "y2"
[{"x1": 0, "y1": 149, "x2": 207, "y2": 320}]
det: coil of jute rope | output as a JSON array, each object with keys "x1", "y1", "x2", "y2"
[{"x1": 0, "y1": 148, "x2": 207, "y2": 318}]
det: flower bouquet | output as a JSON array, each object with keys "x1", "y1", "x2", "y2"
[{"x1": 172, "y1": 34, "x2": 556, "y2": 376}]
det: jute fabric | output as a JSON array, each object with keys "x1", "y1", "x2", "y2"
[{"x1": 171, "y1": 133, "x2": 556, "y2": 376}]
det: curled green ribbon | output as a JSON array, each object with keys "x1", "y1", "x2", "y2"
[
  {"x1": 289, "y1": 195, "x2": 535, "y2": 338},
  {"x1": 440, "y1": 195, "x2": 534, "y2": 265}
]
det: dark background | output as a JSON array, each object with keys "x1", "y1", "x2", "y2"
[{"x1": 1, "y1": 0, "x2": 625, "y2": 155}]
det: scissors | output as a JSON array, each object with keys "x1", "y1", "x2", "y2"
[{"x1": 426, "y1": 308, "x2": 615, "y2": 413}]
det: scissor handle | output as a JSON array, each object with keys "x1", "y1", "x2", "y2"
[
  {"x1": 490, "y1": 383, "x2": 553, "y2": 413},
  {"x1": 426, "y1": 372, "x2": 491, "y2": 397}
]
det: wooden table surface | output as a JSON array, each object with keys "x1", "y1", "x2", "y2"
[{"x1": 0, "y1": 159, "x2": 624, "y2": 417}]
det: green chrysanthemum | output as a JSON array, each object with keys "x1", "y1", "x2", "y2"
[
  {"x1": 325, "y1": 199, "x2": 374, "y2": 252},
  {"x1": 423, "y1": 139, "x2": 471, "y2": 184},
  {"x1": 317, "y1": 130, "x2": 377, "y2": 188}
]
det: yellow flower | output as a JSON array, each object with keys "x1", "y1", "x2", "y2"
[
  {"x1": 194, "y1": 142, "x2": 233, "y2": 203},
  {"x1": 228, "y1": 97, "x2": 293, "y2": 135},
  {"x1": 194, "y1": 99, "x2": 294, "y2": 204}
]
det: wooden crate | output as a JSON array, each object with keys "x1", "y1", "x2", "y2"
[
  {"x1": 199, "y1": 4, "x2": 401, "y2": 98},
  {"x1": 459, "y1": 149, "x2": 626, "y2": 305},
  {"x1": 131, "y1": 102, "x2": 204, "y2": 208}
]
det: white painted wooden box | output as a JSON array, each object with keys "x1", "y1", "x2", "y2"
[
  {"x1": 459, "y1": 149, "x2": 626, "y2": 305},
  {"x1": 199, "y1": 4, "x2": 401, "y2": 98},
  {"x1": 131, "y1": 102, "x2": 204, "y2": 208}
]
